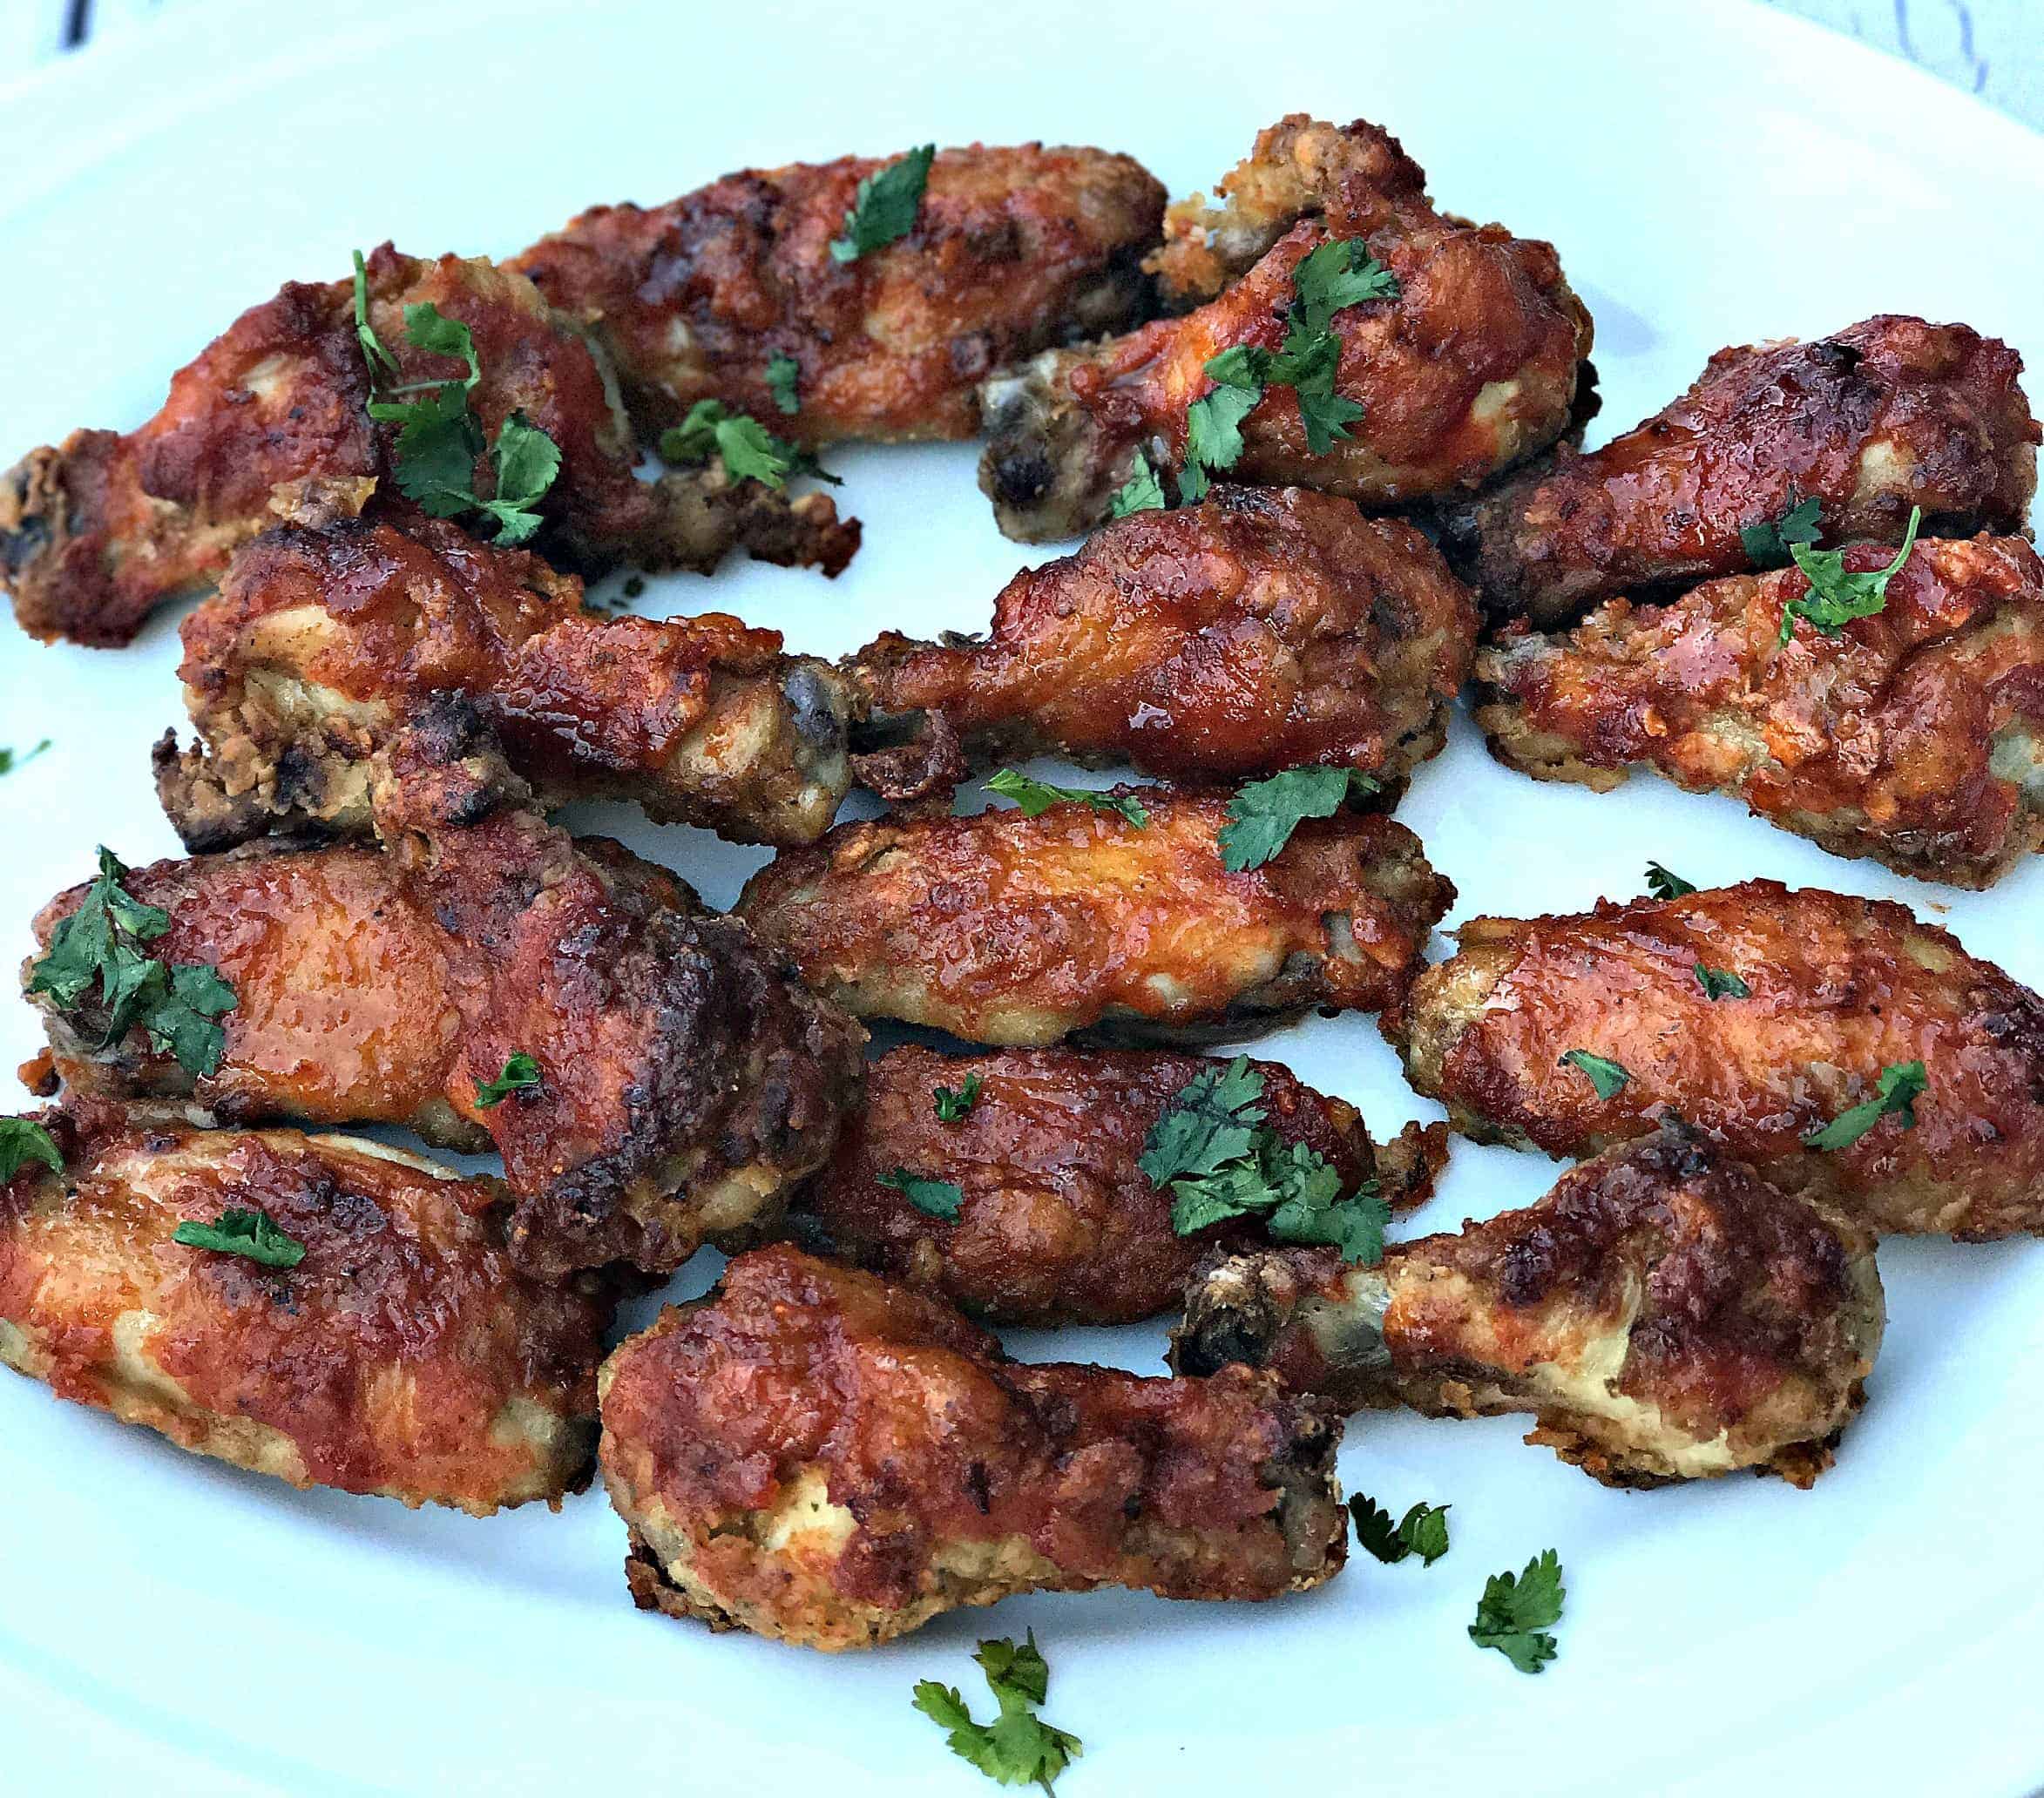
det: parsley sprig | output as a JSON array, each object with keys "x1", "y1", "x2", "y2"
[
  {"x1": 830, "y1": 145, "x2": 935, "y2": 263},
  {"x1": 913, "y1": 1632, "x2": 1081, "y2": 1796},
  {"x1": 28, "y1": 848, "x2": 236, "y2": 1078},
  {"x1": 1350, "y1": 1493, "x2": 1451, "y2": 1566},
  {"x1": 1470, "y1": 1549, "x2": 1566, "y2": 1673},
  {"x1": 1802, "y1": 1060, "x2": 1926, "y2": 1151},
  {"x1": 1218, "y1": 767, "x2": 1379, "y2": 872},
  {"x1": 877, "y1": 1167, "x2": 964, "y2": 1220},
  {"x1": 173, "y1": 1207, "x2": 307, "y2": 1270},
  {"x1": 475, "y1": 1053, "x2": 541, "y2": 1109},
  {"x1": 934, "y1": 1075, "x2": 983, "y2": 1123},
  {"x1": 1777, "y1": 505, "x2": 1921, "y2": 646},
  {"x1": 1140, "y1": 1056, "x2": 1388, "y2": 1263},
  {"x1": 658, "y1": 401, "x2": 839, "y2": 491},
  {"x1": 0, "y1": 1118, "x2": 64, "y2": 1182},
  {"x1": 985, "y1": 768, "x2": 1150, "y2": 828}
]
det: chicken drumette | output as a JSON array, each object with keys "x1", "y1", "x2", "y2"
[
  {"x1": 1444, "y1": 315, "x2": 2039, "y2": 627},
  {"x1": 1475, "y1": 533, "x2": 2044, "y2": 886},
  {"x1": 1174, "y1": 1126, "x2": 1884, "y2": 1489},
  {"x1": 784, "y1": 1044, "x2": 1445, "y2": 1327},
  {"x1": 598, "y1": 1246, "x2": 1348, "y2": 1650},
  {"x1": 849, "y1": 486, "x2": 1476, "y2": 791},
  {"x1": 2, "y1": 246, "x2": 858, "y2": 648},
  {"x1": 978, "y1": 116, "x2": 1593, "y2": 541},
  {"x1": 1388, "y1": 879, "x2": 2044, "y2": 1239},
  {"x1": 0, "y1": 1105, "x2": 611, "y2": 1511},
  {"x1": 736, "y1": 791, "x2": 1452, "y2": 1045}
]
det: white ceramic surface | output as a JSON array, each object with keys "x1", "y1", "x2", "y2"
[{"x1": 1, "y1": 3, "x2": 2040, "y2": 1793}]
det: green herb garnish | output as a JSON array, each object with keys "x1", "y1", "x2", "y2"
[
  {"x1": 0, "y1": 1118, "x2": 63, "y2": 1181},
  {"x1": 0, "y1": 739, "x2": 51, "y2": 776},
  {"x1": 912, "y1": 1632, "x2": 1081, "y2": 1796},
  {"x1": 1777, "y1": 506, "x2": 1921, "y2": 646},
  {"x1": 475, "y1": 1053, "x2": 541, "y2": 1109},
  {"x1": 1107, "y1": 453, "x2": 1167, "y2": 517},
  {"x1": 658, "y1": 400, "x2": 838, "y2": 490},
  {"x1": 877, "y1": 1167, "x2": 964, "y2": 1220},
  {"x1": 173, "y1": 1207, "x2": 307, "y2": 1270},
  {"x1": 1559, "y1": 1050, "x2": 1628, "y2": 1099},
  {"x1": 1470, "y1": 1549, "x2": 1566, "y2": 1673},
  {"x1": 764, "y1": 352, "x2": 802, "y2": 416},
  {"x1": 1350, "y1": 1493, "x2": 1452, "y2": 1567},
  {"x1": 934, "y1": 1075, "x2": 983, "y2": 1123},
  {"x1": 985, "y1": 768, "x2": 1149, "y2": 828},
  {"x1": 1644, "y1": 862, "x2": 1696, "y2": 900},
  {"x1": 1802, "y1": 1060, "x2": 1926, "y2": 1151},
  {"x1": 1217, "y1": 766, "x2": 1379, "y2": 872},
  {"x1": 829, "y1": 145, "x2": 935, "y2": 263},
  {"x1": 1738, "y1": 494, "x2": 1823, "y2": 570}
]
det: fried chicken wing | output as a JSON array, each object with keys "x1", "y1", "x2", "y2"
[
  {"x1": 978, "y1": 117, "x2": 1592, "y2": 541},
  {"x1": 0, "y1": 1109, "x2": 609, "y2": 1511},
  {"x1": 735, "y1": 792, "x2": 1452, "y2": 1045},
  {"x1": 849, "y1": 487, "x2": 1475, "y2": 790},
  {"x1": 511, "y1": 145, "x2": 1164, "y2": 447},
  {"x1": 598, "y1": 1246, "x2": 1346, "y2": 1649},
  {"x1": 1475, "y1": 534, "x2": 2044, "y2": 886},
  {"x1": 785, "y1": 1044, "x2": 1445, "y2": 1327},
  {"x1": 29, "y1": 709, "x2": 863, "y2": 1277},
  {"x1": 155, "y1": 512, "x2": 853, "y2": 851},
  {"x1": 1444, "y1": 315, "x2": 2039, "y2": 627},
  {"x1": 1389, "y1": 879, "x2": 2044, "y2": 1238},
  {"x1": 2, "y1": 245, "x2": 857, "y2": 648},
  {"x1": 1173, "y1": 1126, "x2": 1883, "y2": 1489}
]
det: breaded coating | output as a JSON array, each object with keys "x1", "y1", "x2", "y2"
[
  {"x1": 1389, "y1": 880, "x2": 2044, "y2": 1238},
  {"x1": 28, "y1": 710, "x2": 863, "y2": 1278},
  {"x1": 0, "y1": 1111, "x2": 610, "y2": 1511},
  {"x1": 1444, "y1": 315, "x2": 2039, "y2": 627},
  {"x1": 156, "y1": 512, "x2": 854, "y2": 852},
  {"x1": 1173, "y1": 1126, "x2": 1883, "y2": 1489},
  {"x1": 598, "y1": 1246, "x2": 1347, "y2": 1649},
  {"x1": 735, "y1": 792, "x2": 1453, "y2": 1045},
  {"x1": 511, "y1": 144, "x2": 1164, "y2": 446},
  {"x1": 1, "y1": 246, "x2": 857, "y2": 648},
  {"x1": 849, "y1": 487, "x2": 1476, "y2": 790},
  {"x1": 978, "y1": 116, "x2": 1592, "y2": 541},
  {"x1": 1476, "y1": 534, "x2": 2044, "y2": 886},
  {"x1": 786, "y1": 1044, "x2": 1446, "y2": 1326}
]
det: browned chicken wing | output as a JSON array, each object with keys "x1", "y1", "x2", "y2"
[
  {"x1": 0, "y1": 1107, "x2": 610, "y2": 1511},
  {"x1": 978, "y1": 116, "x2": 1592, "y2": 541},
  {"x1": 155, "y1": 511, "x2": 855, "y2": 851},
  {"x1": 736, "y1": 791, "x2": 1453, "y2": 1045},
  {"x1": 785, "y1": 1044, "x2": 1445, "y2": 1326},
  {"x1": 1173, "y1": 1125, "x2": 1883, "y2": 1489},
  {"x1": 1, "y1": 246, "x2": 857, "y2": 648},
  {"x1": 1444, "y1": 315, "x2": 2039, "y2": 627},
  {"x1": 511, "y1": 144, "x2": 1164, "y2": 446},
  {"x1": 598, "y1": 1245, "x2": 1347, "y2": 1650},
  {"x1": 1389, "y1": 880, "x2": 2044, "y2": 1239},
  {"x1": 1476, "y1": 534, "x2": 2044, "y2": 886},
  {"x1": 849, "y1": 487, "x2": 1475, "y2": 790}
]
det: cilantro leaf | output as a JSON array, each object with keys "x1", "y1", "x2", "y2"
[
  {"x1": 1777, "y1": 506, "x2": 1921, "y2": 646},
  {"x1": 1559, "y1": 1049, "x2": 1628, "y2": 1100},
  {"x1": 1181, "y1": 382, "x2": 1262, "y2": 501},
  {"x1": 658, "y1": 400, "x2": 836, "y2": 493},
  {"x1": 1289, "y1": 237, "x2": 1400, "y2": 336},
  {"x1": 914, "y1": 1632, "x2": 1081, "y2": 1796},
  {"x1": 475, "y1": 1053, "x2": 541, "y2": 1109},
  {"x1": 0, "y1": 738, "x2": 51, "y2": 776},
  {"x1": 934, "y1": 1074, "x2": 983, "y2": 1123},
  {"x1": 476, "y1": 412, "x2": 562, "y2": 546},
  {"x1": 1139, "y1": 1055, "x2": 1267, "y2": 1186},
  {"x1": 1802, "y1": 1060, "x2": 1926, "y2": 1151},
  {"x1": 1217, "y1": 766, "x2": 1379, "y2": 871},
  {"x1": 877, "y1": 1168, "x2": 964, "y2": 1220},
  {"x1": 1107, "y1": 454, "x2": 1167, "y2": 517},
  {"x1": 1739, "y1": 494, "x2": 1823, "y2": 570},
  {"x1": 829, "y1": 144, "x2": 935, "y2": 263},
  {"x1": 0, "y1": 1118, "x2": 63, "y2": 1182},
  {"x1": 1293, "y1": 383, "x2": 1369, "y2": 456},
  {"x1": 396, "y1": 301, "x2": 483, "y2": 388},
  {"x1": 1350, "y1": 1493, "x2": 1452, "y2": 1566},
  {"x1": 1695, "y1": 963, "x2": 1750, "y2": 1002},
  {"x1": 1470, "y1": 1549, "x2": 1566, "y2": 1673},
  {"x1": 985, "y1": 768, "x2": 1149, "y2": 828},
  {"x1": 764, "y1": 351, "x2": 802, "y2": 416},
  {"x1": 1644, "y1": 861, "x2": 1696, "y2": 900},
  {"x1": 173, "y1": 1207, "x2": 307, "y2": 1270},
  {"x1": 350, "y1": 249, "x2": 397, "y2": 377}
]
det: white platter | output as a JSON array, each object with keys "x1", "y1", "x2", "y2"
[{"x1": 1, "y1": 2, "x2": 2041, "y2": 1793}]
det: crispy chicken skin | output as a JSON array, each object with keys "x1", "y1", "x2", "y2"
[
  {"x1": 785, "y1": 1044, "x2": 1446, "y2": 1327},
  {"x1": 511, "y1": 145, "x2": 1165, "y2": 447},
  {"x1": 736, "y1": 794, "x2": 1453, "y2": 1046},
  {"x1": 598, "y1": 1246, "x2": 1347, "y2": 1650},
  {"x1": 156, "y1": 512, "x2": 854, "y2": 851},
  {"x1": 1444, "y1": 316, "x2": 2040, "y2": 627},
  {"x1": 978, "y1": 117, "x2": 1593, "y2": 542},
  {"x1": 1476, "y1": 535, "x2": 2044, "y2": 887},
  {"x1": 1389, "y1": 880, "x2": 2044, "y2": 1239},
  {"x1": 1173, "y1": 1127, "x2": 1884, "y2": 1489},
  {"x1": 849, "y1": 487, "x2": 1476, "y2": 789},
  {"x1": 1, "y1": 245, "x2": 857, "y2": 648},
  {"x1": 29, "y1": 711, "x2": 864, "y2": 1278},
  {"x1": 0, "y1": 1109, "x2": 609, "y2": 1511}
]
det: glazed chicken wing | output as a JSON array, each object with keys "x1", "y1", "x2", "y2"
[
  {"x1": 849, "y1": 487, "x2": 1476, "y2": 791},
  {"x1": 736, "y1": 791, "x2": 1453, "y2": 1045},
  {"x1": 511, "y1": 144, "x2": 1164, "y2": 446},
  {"x1": 785, "y1": 1044, "x2": 1445, "y2": 1327},
  {"x1": 2, "y1": 246, "x2": 857, "y2": 648},
  {"x1": 1389, "y1": 880, "x2": 2044, "y2": 1238},
  {"x1": 28, "y1": 706, "x2": 863, "y2": 1278},
  {"x1": 0, "y1": 1109, "x2": 610, "y2": 1511},
  {"x1": 598, "y1": 1246, "x2": 1347, "y2": 1650},
  {"x1": 1173, "y1": 1126, "x2": 1883, "y2": 1489},
  {"x1": 156, "y1": 511, "x2": 855, "y2": 851},
  {"x1": 978, "y1": 117, "x2": 1592, "y2": 541},
  {"x1": 1444, "y1": 315, "x2": 2039, "y2": 627},
  {"x1": 1476, "y1": 534, "x2": 2044, "y2": 886}
]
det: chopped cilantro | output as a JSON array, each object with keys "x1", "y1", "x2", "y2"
[
  {"x1": 1350, "y1": 1493, "x2": 1452, "y2": 1567},
  {"x1": 985, "y1": 768, "x2": 1149, "y2": 828},
  {"x1": 764, "y1": 351, "x2": 802, "y2": 416},
  {"x1": 1644, "y1": 862, "x2": 1696, "y2": 900},
  {"x1": 934, "y1": 1075, "x2": 983, "y2": 1123},
  {"x1": 475, "y1": 1052, "x2": 541, "y2": 1109},
  {"x1": 1777, "y1": 505, "x2": 1921, "y2": 646},
  {"x1": 1107, "y1": 453, "x2": 1167, "y2": 517},
  {"x1": 658, "y1": 400, "x2": 839, "y2": 490},
  {"x1": 829, "y1": 144, "x2": 935, "y2": 263},
  {"x1": 1802, "y1": 1060, "x2": 1926, "y2": 1151},
  {"x1": 1217, "y1": 766, "x2": 1379, "y2": 872},
  {"x1": 172, "y1": 1207, "x2": 307, "y2": 1270},
  {"x1": 1470, "y1": 1549, "x2": 1566, "y2": 1673},
  {"x1": 1739, "y1": 494, "x2": 1823, "y2": 569},
  {"x1": 0, "y1": 1118, "x2": 63, "y2": 1182},
  {"x1": 1695, "y1": 963, "x2": 1750, "y2": 1002},
  {"x1": 877, "y1": 1167, "x2": 964, "y2": 1220},
  {"x1": 1559, "y1": 1050, "x2": 1628, "y2": 1100}
]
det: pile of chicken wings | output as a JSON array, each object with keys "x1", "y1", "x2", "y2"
[{"x1": 3, "y1": 114, "x2": 2041, "y2": 1656}]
